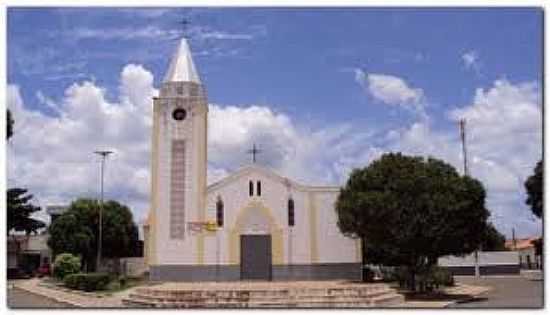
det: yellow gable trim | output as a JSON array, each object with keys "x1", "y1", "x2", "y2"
[
  {"x1": 196, "y1": 112, "x2": 208, "y2": 265},
  {"x1": 228, "y1": 201, "x2": 284, "y2": 265},
  {"x1": 308, "y1": 192, "x2": 319, "y2": 263}
]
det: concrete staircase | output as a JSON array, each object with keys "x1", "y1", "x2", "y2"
[{"x1": 122, "y1": 282, "x2": 404, "y2": 308}]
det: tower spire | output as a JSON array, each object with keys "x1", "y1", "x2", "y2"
[{"x1": 163, "y1": 37, "x2": 201, "y2": 83}]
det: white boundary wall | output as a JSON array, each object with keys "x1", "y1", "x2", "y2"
[{"x1": 438, "y1": 251, "x2": 519, "y2": 267}]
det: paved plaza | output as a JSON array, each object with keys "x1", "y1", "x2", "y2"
[
  {"x1": 8, "y1": 287, "x2": 71, "y2": 308},
  {"x1": 450, "y1": 275, "x2": 543, "y2": 308},
  {"x1": 6, "y1": 275, "x2": 543, "y2": 309}
]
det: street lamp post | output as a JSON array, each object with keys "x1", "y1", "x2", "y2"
[{"x1": 94, "y1": 150, "x2": 113, "y2": 271}]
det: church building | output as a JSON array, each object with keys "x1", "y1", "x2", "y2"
[{"x1": 143, "y1": 38, "x2": 361, "y2": 281}]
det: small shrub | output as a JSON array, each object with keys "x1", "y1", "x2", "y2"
[
  {"x1": 63, "y1": 273, "x2": 111, "y2": 292},
  {"x1": 432, "y1": 267, "x2": 454, "y2": 287},
  {"x1": 63, "y1": 273, "x2": 81, "y2": 289},
  {"x1": 53, "y1": 253, "x2": 81, "y2": 280},
  {"x1": 391, "y1": 265, "x2": 454, "y2": 292}
]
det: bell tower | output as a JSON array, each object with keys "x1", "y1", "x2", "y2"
[{"x1": 147, "y1": 37, "x2": 208, "y2": 265}]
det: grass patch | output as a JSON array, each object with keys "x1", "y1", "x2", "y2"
[{"x1": 101, "y1": 276, "x2": 149, "y2": 294}]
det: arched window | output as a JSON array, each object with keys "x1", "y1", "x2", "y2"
[
  {"x1": 288, "y1": 198, "x2": 295, "y2": 227},
  {"x1": 216, "y1": 197, "x2": 224, "y2": 227},
  {"x1": 249, "y1": 180, "x2": 254, "y2": 196},
  {"x1": 257, "y1": 181, "x2": 262, "y2": 196}
]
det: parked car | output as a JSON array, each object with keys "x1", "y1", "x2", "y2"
[{"x1": 36, "y1": 263, "x2": 51, "y2": 277}]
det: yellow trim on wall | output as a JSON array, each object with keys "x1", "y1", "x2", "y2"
[
  {"x1": 147, "y1": 100, "x2": 161, "y2": 266},
  {"x1": 229, "y1": 201, "x2": 284, "y2": 265},
  {"x1": 196, "y1": 106, "x2": 208, "y2": 265},
  {"x1": 272, "y1": 229, "x2": 284, "y2": 265},
  {"x1": 356, "y1": 238, "x2": 362, "y2": 263},
  {"x1": 229, "y1": 229, "x2": 239, "y2": 264},
  {"x1": 308, "y1": 192, "x2": 319, "y2": 263}
]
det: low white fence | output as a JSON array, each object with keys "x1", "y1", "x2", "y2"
[
  {"x1": 100, "y1": 257, "x2": 147, "y2": 277},
  {"x1": 438, "y1": 251, "x2": 519, "y2": 267},
  {"x1": 120, "y1": 257, "x2": 147, "y2": 277}
]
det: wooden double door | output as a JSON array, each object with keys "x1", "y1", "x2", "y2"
[{"x1": 240, "y1": 234, "x2": 272, "y2": 280}]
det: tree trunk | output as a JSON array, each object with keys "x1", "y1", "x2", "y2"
[
  {"x1": 409, "y1": 269, "x2": 416, "y2": 291},
  {"x1": 428, "y1": 256, "x2": 437, "y2": 266}
]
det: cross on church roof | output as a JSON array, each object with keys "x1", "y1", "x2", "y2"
[
  {"x1": 179, "y1": 17, "x2": 190, "y2": 37},
  {"x1": 246, "y1": 143, "x2": 262, "y2": 164}
]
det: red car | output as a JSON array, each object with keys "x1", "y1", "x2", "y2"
[{"x1": 36, "y1": 264, "x2": 51, "y2": 277}]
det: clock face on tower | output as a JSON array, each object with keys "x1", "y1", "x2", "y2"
[{"x1": 172, "y1": 108, "x2": 187, "y2": 121}]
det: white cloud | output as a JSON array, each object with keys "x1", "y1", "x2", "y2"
[
  {"x1": 7, "y1": 64, "x2": 158, "y2": 225},
  {"x1": 207, "y1": 104, "x2": 377, "y2": 186},
  {"x1": 8, "y1": 66, "x2": 541, "y2": 238},
  {"x1": 69, "y1": 25, "x2": 260, "y2": 42},
  {"x1": 116, "y1": 8, "x2": 171, "y2": 18},
  {"x1": 462, "y1": 50, "x2": 481, "y2": 75},
  {"x1": 354, "y1": 69, "x2": 425, "y2": 113},
  {"x1": 196, "y1": 30, "x2": 254, "y2": 41},
  {"x1": 383, "y1": 79, "x2": 542, "y2": 237},
  {"x1": 71, "y1": 26, "x2": 181, "y2": 41},
  {"x1": 35, "y1": 91, "x2": 59, "y2": 113},
  {"x1": 8, "y1": 65, "x2": 364, "y2": 225}
]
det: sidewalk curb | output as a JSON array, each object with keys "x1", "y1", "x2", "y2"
[
  {"x1": 444, "y1": 290, "x2": 490, "y2": 308},
  {"x1": 38, "y1": 282, "x2": 107, "y2": 298},
  {"x1": 444, "y1": 296, "x2": 480, "y2": 308}
]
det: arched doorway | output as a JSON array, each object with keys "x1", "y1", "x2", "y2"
[{"x1": 235, "y1": 204, "x2": 275, "y2": 280}]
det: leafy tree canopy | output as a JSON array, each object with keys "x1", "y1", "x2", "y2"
[
  {"x1": 48, "y1": 198, "x2": 139, "y2": 270},
  {"x1": 336, "y1": 153, "x2": 490, "y2": 286},
  {"x1": 531, "y1": 238, "x2": 543, "y2": 256},
  {"x1": 7, "y1": 188, "x2": 46, "y2": 235},
  {"x1": 525, "y1": 160, "x2": 543, "y2": 219},
  {"x1": 481, "y1": 222, "x2": 507, "y2": 251}
]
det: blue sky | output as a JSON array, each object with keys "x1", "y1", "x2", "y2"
[{"x1": 7, "y1": 7, "x2": 543, "y2": 237}]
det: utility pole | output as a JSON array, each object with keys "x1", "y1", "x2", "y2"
[
  {"x1": 512, "y1": 227, "x2": 517, "y2": 250},
  {"x1": 459, "y1": 119, "x2": 469, "y2": 176},
  {"x1": 459, "y1": 119, "x2": 480, "y2": 278},
  {"x1": 94, "y1": 150, "x2": 113, "y2": 271}
]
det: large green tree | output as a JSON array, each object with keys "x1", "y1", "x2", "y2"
[
  {"x1": 7, "y1": 188, "x2": 46, "y2": 235},
  {"x1": 47, "y1": 198, "x2": 139, "y2": 271},
  {"x1": 525, "y1": 160, "x2": 543, "y2": 219},
  {"x1": 7, "y1": 110, "x2": 46, "y2": 245},
  {"x1": 336, "y1": 153, "x2": 490, "y2": 290},
  {"x1": 7, "y1": 112, "x2": 45, "y2": 235},
  {"x1": 481, "y1": 222, "x2": 506, "y2": 251}
]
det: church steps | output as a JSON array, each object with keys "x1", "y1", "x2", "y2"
[
  {"x1": 125, "y1": 293, "x2": 391, "y2": 305},
  {"x1": 123, "y1": 283, "x2": 404, "y2": 308},
  {"x1": 122, "y1": 299, "x2": 402, "y2": 309},
  {"x1": 130, "y1": 288, "x2": 392, "y2": 300},
  {"x1": 134, "y1": 283, "x2": 390, "y2": 296},
  {"x1": 128, "y1": 289, "x2": 391, "y2": 301}
]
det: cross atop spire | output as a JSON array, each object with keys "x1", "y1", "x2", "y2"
[
  {"x1": 246, "y1": 143, "x2": 262, "y2": 164},
  {"x1": 163, "y1": 37, "x2": 201, "y2": 84},
  {"x1": 179, "y1": 18, "x2": 190, "y2": 37}
]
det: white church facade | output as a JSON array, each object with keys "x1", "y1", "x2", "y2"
[{"x1": 143, "y1": 38, "x2": 361, "y2": 281}]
